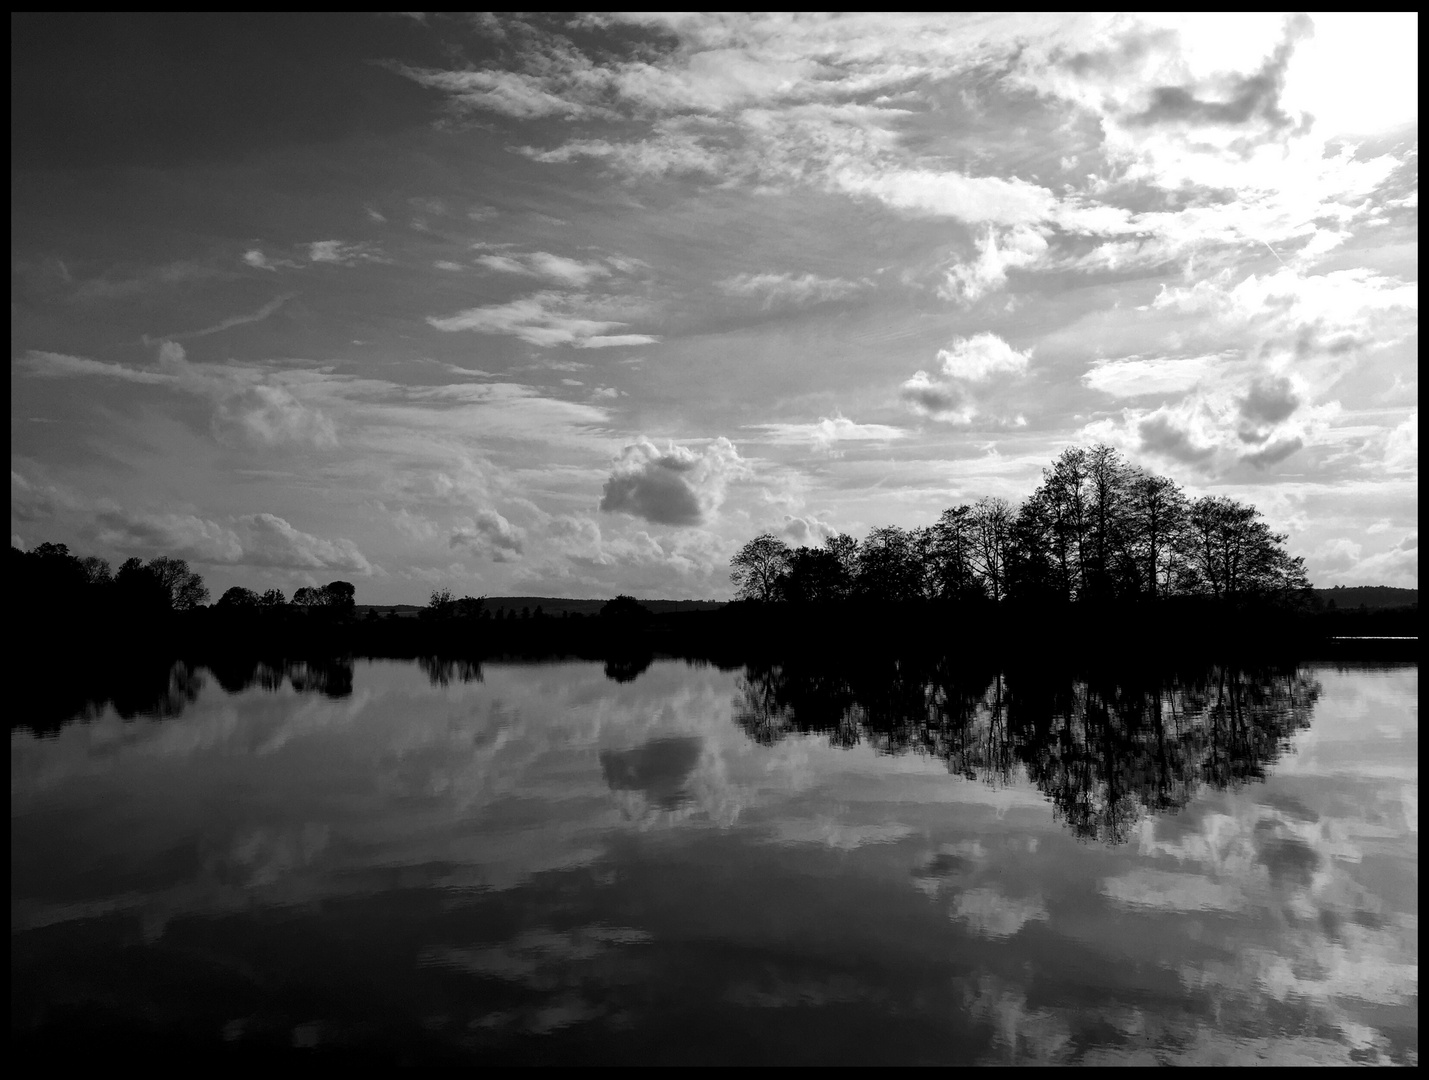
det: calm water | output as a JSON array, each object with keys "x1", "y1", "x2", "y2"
[{"x1": 11, "y1": 657, "x2": 1418, "y2": 1065}]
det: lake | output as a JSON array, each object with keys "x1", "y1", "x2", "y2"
[{"x1": 11, "y1": 656, "x2": 1418, "y2": 1065}]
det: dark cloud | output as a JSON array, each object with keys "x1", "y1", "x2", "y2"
[
  {"x1": 1239, "y1": 375, "x2": 1300, "y2": 430},
  {"x1": 1138, "y1": 414, "x2": 1215, "y2": 464},
  {"x1": 599, "y1": 438, "x2": 743, "y2": 527},
  {"x1": 900, "y1": 380, "x2": 965, "y2": 415},
  {"x1": 600, "y1": 469, "x2": 703, "y2": 526},
  {"x1": 1126, "y1": 15, "x2": 1314, "y2": 132}
]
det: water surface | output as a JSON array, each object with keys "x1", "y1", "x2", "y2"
[{"x1": 11, "y1": 658, "x2": 1417, "y2": 1064}]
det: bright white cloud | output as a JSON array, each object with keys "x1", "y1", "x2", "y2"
[
  {"x1": 1083, "y1": 354, "x2": 1226, "y2": 398},
  {"x1": 755, "y1": 414, "x2": 905, "y2": 452},
  {"x1": 427, "y1": 291, "x2": 659, "y2": 348}
]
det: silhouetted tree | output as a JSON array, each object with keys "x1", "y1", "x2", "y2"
[
  {"x1": 856, "y1": 525, "x2": 923, "y2": 600},
  {"x1": 730, "y1": 534, "x2": 790, "y2": 601},
  {"x1": 1128, "y1": 470, "x2": 1188, "y2": 601},
  {"x1": 1181, "y1": 495, "x2": 1311, "y2": 601},
  {"x1": 971, "y1": 497, "x2": 1012, "y2": 603},
  {"x1": 602, "y1": 594, "x2": 652, "y2": 623},
  {"x1": 320, "y1": 580, "x2": 356, "y2": 615},
  {"x1": 780, "y1": 546, "x2": 850, "y2": 602},
  {"x1": 147, "y1": 555, "x2": 209, "y2": 611},
  {"x1": 931, "y1": 504, "x2": 981, "y2": 601},
  {"x1": 216, "y1": 586, "x2": 261, "y2": 610}
]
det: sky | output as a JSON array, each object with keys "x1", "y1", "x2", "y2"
[{"x1": 10, "y1": 12, "x2": 1419, "y2": 602}]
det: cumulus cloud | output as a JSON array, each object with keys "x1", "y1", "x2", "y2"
[
  {"x1": 1238, "y1": 375, "x2": 1301, "y2": 442},
  {"x1": 240, "y1": 513, "x2": 374, "y2": 573},
  {"x1": 599, "y1": 437, "x2": 747, "y2": 526},
  {"x1": 427, "y1": 291, "x2": 659, "y2": 348},
  {"x1": 939, "y1": 226, "x2": 1049, "y2": 304},
  {"x1": 781, "y1": 514, "x2": 837, "y2": 545},
  {"x1": 717, "y1": 271, "x2": 862, "y2": 309},
  {"x1": 450, "y1": 508, "x2": 526, "y2": 562},
  {"x1": 212, "y1": 382, "x2": 338, "y2": 449},
  {"x1": 90, "y1": 507, "x2": 373, "y2": 574},
  {"x1": 1137, "y1": 411, "x2": 1217, "y2": 465},
  {"x1": 936, "y1": 334, "x2": 1032, "y2": 381},
  {"x1": 900, "y1": 333, "x2": 1032, "y2": 424}
]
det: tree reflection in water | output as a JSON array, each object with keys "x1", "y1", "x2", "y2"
[
  {"x1": 733, "y1": 657, "x2": 1321, "y2": 843},
  {"x1": 15, "y1": 656, "x2": 361, "y2": 736}
]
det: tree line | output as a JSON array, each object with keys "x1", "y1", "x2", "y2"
[
  {"x1": 10, "y1": 542, "x2": 356, "y2": 621},
  {"x1": 730, "y1": 444, "x2": 1311, "y2": 607}
]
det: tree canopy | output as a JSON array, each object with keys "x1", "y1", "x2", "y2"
[{"x1": 729, "y1": 444, "x2": 1309, "y2": 607}]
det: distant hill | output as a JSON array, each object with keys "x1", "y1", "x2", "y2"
[
  {"x1": 1310, "y1": 586, "x2": 1417, "y2": 611},
  {"x1": 356, "y1": 597, "x2": 727, "y2": 618}
]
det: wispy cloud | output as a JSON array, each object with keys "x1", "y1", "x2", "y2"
[
  {"x1": 718, "y1": 271, "x2": 862, "y2": 309},
  {"x1": 427, "y1": 291, "x2": 659, "y2": 348}
]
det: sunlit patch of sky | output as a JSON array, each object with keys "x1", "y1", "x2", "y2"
[{"x1": 10, "y1": 13, "x2": 1417, "y2": 601}]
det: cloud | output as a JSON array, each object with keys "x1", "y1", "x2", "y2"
[
  {"x1": 781, "y1": 514, "x2": 837, "y2": 545},
  {"x1": 23, "y1": 349, "x2": 173, "y2": 385},
  {"x1": 1124, "y1": 15, "x2": 1313, "y2": 133},
  {"x1": 169, "y1": 294, "x2": 293, "y2": 340},
  {"x1": 427, "y1": 291, "x2": 659, "y2": 348},
  {"x1": 1082, "y1": 353, "x2": 1225, "y2": 398},
  {"x1": 391, "y1": 64, "x2": 597, "y2": 119},
  {"x1": 1241, "y1": 436, "x2": 1304, "y2": 469},
  {"x1": 240, "y1": 513, "x2": 374, "y2": 573},
  {"x1": 717, "y1": 271, "x2": 862, "y2": 309},
  {"x1": 24, "y1": 343, "x2": 339, "y2": 450},
  {"x1": 755, "y1": 413, "x2": 905, "y2": 453},
  {"x1": 477, "y1": 251, "x2": 614, "y2": 287},
  {"x1": 306, "y1": 240, "x2": 385, "y2": 265},
  {"x1": 900, "y1": 333, "x2": 1032, "y2": 424},
  {"x1": 599, "y1": 437, "x2": 747, "y2": 526},
  {"x1": 1239, "y1": 375, "x2": 1300, "y2": 427},
  {"x1": 832, "y1": 166, "x2": 1057, "y2": 226},
  {"x1": 89, "y1": 507, "x2": 373, "y2": 574},
  {"x1": 939, "y1": 226, "x2": 1049, "y2": 304},
  {"x1": 1137, "y1": 411, "x2": 1216, "y2": 464},
  {"x1": 450, "y1": 508, "x2": 526, "y2": 562},
  {"x1": 936, "y1": 333, "x2": 1032, "y2": 381},
  {"x1": 210, "y1": 383, "x2": 339, "y2": 450},
  {"x1": 10, "y1": 471, "x2": 83, "y2": 521}
]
